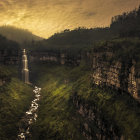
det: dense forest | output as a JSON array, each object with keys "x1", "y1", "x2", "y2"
[
  {"x1": 29, "y1": 27, "x2": 114, "y2": 52},
  {"x1": 110, "y1": 6, "x2": 140, "y2": 37},
  {"x1": 0, "y1": 35, "x2": 19, "y2": 50}
]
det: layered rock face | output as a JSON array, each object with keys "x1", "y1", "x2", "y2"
[
  {"x1": 92, "y1": 51, "x2": 140, "y2": 100},
  {"x1": 29, "y1": 49, "x2": 140, "y2": 139},
  {"x1": 128, "y1": 64, "x2": 140, "y2": 99},
  {"x1": 0, "y1": 46, "x2": 139, "y2": 100},
  {"x1": 29, "y1": 49, "x2": 140, "y2": 100},
  {"x1": 29, "y1": 51, "x2": 59, "y2": 63},
  {"x1": 73, "y1": 94, "x2": 125, "y2": 140},
  {"x1": 0, "y1": 49, "x2": 20, "y2": 86},
  {"x1": 1, "y1": 48, "x2": 138, "y2": 100},
  {"x1": 0, "y1": 49, "x2": 20, "y2": 64},
  {"x1": 29, "y1": 51, "x2": 82, "y2": 66}
]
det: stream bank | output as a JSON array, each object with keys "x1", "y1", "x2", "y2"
[{"x1": 17, "y1": 86, "x2": 41, "y2": 140}]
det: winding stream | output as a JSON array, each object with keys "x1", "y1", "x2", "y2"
[{"x1": 17, "y1": 86, "x2": 41, "y2": 140}]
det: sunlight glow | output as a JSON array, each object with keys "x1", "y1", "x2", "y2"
[{"x1": 0, "y1": 0, "x2": 140, "y2": 38}]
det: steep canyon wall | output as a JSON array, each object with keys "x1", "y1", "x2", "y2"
[
  {"x1": 72, "y1": 93, "x2": 125, "y2": 140},
  {"x1": 1, "y1": 47, "x2": 139, "y2": 140},
  {"x1": 0, "y1": 49, "x2": 20, "y2": 64},
  {"x1": 29, "y1": 50, "x2": 140, "y2": 101},
  {"x1": 92, "y1": 51, "x2": 140, "y2": 100},
  {"x1": 1, "y1": 48, "x2": 139, "y2": 100}
]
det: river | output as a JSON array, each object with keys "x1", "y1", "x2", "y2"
[{"x1": 17, "y1": 86, "x2": 41, "y2": 140}]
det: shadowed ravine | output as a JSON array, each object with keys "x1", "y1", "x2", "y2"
[{"x1": 17, "y1": 86, "x2": 41, "y2": 140}]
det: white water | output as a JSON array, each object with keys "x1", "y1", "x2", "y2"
[
  {"x1": 22, "y1": 49, "x2": 29, "y2": 83},
  {"x1": 17, "y1": 86, "x2": 41, "y2": 140}
]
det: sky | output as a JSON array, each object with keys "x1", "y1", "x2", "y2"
[{"x1": 0, "y1": 0, "x2": 140, "y2": 38}]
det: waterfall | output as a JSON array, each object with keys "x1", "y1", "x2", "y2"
[{"x1": 22, "y1": 49, "x2": 29, "y2": 83}]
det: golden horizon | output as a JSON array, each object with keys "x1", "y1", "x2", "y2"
[{"x1": 0, "y1": 0, "x2": 140, "y2": 38}]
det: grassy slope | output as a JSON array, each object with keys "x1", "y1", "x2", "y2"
[
  {"x1": 31, "y1": 64, "x2": 87, "y2": 140},
  {"x1": 30, "y1": 63, "x2": 140, "y2": 140},
  {"x1": 0, "y1": 65, "x2": 33, "y2": 140}
]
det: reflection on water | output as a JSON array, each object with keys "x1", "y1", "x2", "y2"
[{"x1": 17, "y1": 86, "x2": 41, "y2": 140}]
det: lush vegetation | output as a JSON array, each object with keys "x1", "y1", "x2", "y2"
[
  {"x1": 110, "y1": 6, "x2": 140, "y2": 37},
  {"x1": 93, "y1": 37, "x2": 140, "y2": 75},
  {"x1": 0, "y1": 34, "x2": 19, "y2": 50},
  {"x1": 0, "y1": 65, "x2": 33, "y2": 140},
  {"x1": 0, "y1": 5, "x2": 139, "y2": 140},
  {"x1": 30, "y1": 63, "x2": 140, "y2": 140},
  {"x1": 29, "y1": 27, "x2": 114, "y2": 54},
  {"x1": 28, "y1": 8, "x2": 140, "y2": 140},
  {"x1": 74, "y1": 76, "x2": 140, "y2": 140},
  {"x1": 30, "y1": 63, "x2": 89, "y2": 140}
]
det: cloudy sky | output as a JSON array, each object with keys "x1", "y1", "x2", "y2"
[{"x1": 0, "y1": 0, "x2": 140, "y2": 38}]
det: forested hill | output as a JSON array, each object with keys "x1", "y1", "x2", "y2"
[
  {"x1": 0, "y1": 35, "x2": 19, "y2": 50},
  {"x1": 31, "y1": 6, "x2": 140, "y2": 52},
  {"x1": 30, "y1": 27, "x2": 115, "y2": 52},
  {"x1": 45, "y1": 27, "x2": 113, "y2": 45},
  {"x1": 1, "y1": 5, "x2": 139, "y2": 51},
  {"x1": 0, "y1": 26, "x2": 43, "y2": 45},
  {"x1": 110, "y1": 6, "x2": 140, "y2": 37}
]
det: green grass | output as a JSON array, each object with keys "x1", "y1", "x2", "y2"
[
  {"x1": 31, "y1": 64, "x2": 87, "y2": 140},
  {"x1": 30, "y1": 63, "x2": 140, "y2": 140},
  {"x1": 0, "y1": 65, "x2": 33, "y2": 140}
]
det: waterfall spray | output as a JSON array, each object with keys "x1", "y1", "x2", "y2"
[{"x1": 22, "y1": 49, "x2": 29, "y2": 83}]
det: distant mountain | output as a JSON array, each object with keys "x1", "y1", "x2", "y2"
[
  {"x1": 0, "y1": 26, "x2": 43, "y2": 44},
  {"x1": 30, "y1": 27, "x2": 115, "y2": 52},
  {"x1": 32, "y1": 6, "x2": 140, "y2": 52}
]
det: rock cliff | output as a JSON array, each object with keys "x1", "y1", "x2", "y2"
[
  {"x1": 92, "y1": 50, "x2": 140, "y2": 101},
  {"x1": 29, "y1": 48, "x2": 140, "y2": 101},
  {"x1": 73, "y1": 93, "x2": 125, "y2": 140},
  {"x1": 0, "y1": 49, "x2": 20, "y2": 64}
]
